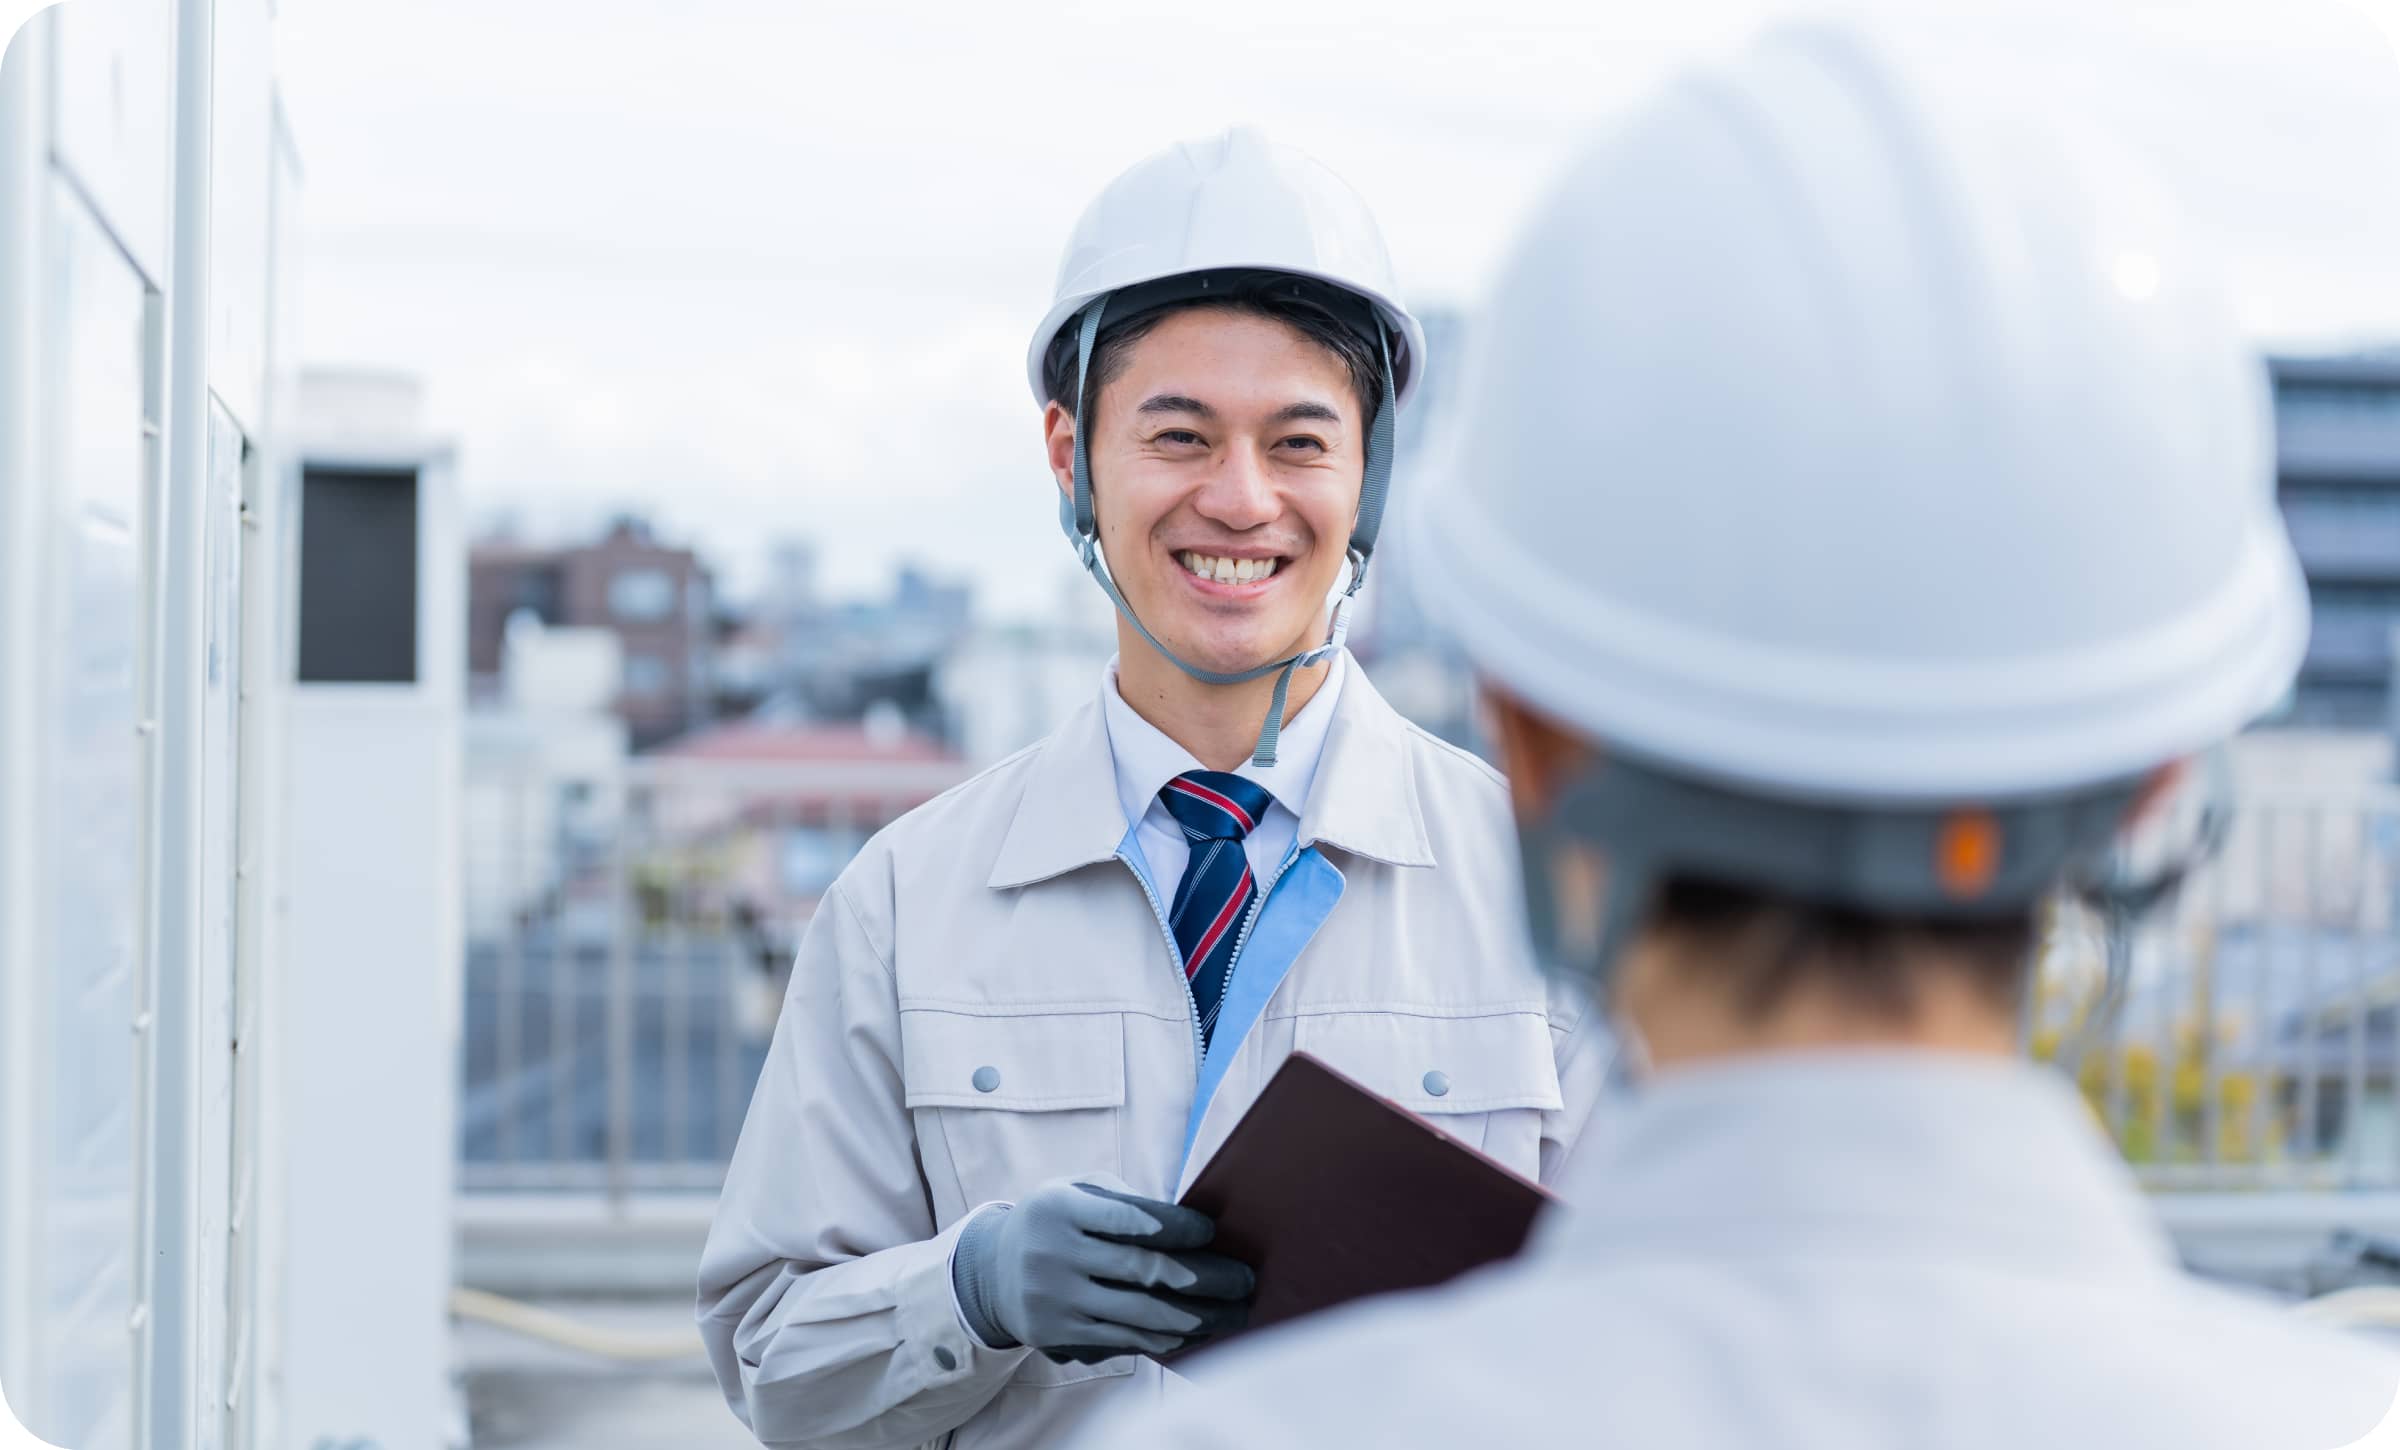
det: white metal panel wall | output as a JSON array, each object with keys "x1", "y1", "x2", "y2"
[
  {"x1": 144, "y1": 0, "x2": 226, "y2": 1438},
  {"x1": 43, "y1": 180, "x2": 152, "y2": 1450},
  {"x1": 0, "y1": 104, "x2": 157, "y2": 1450},
  {"x1": 190, "y1": 398, "x2": 245, "y2": 1450},
  {"x1": 0, "y1": 7, "x2": 161, "y2": 1444},
  {"x1": 47, "y1": 0, "x2": 173, "y2": 288},
  {"x1": 0, "y1": 15, "x2": 50, "y2": 1429},
  {"x1": 3, "y1": 2, "x2": 293, "y2": 1446},
  {"x1": 223, "y1": 96, "x2": 304, "y2": 1450},
  {"x1": 204, "y1": 0, "x2": 267, "y2": 432}
]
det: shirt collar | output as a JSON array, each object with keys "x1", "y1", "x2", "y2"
[
  {"x1": 1098, "y1": 649, "x2": 1349, "y2": 838},
  {"x1": 988, "y1": 648, "x2": 1434, "y2": 889},
  {"x1": 1544, "y1": 1051, "x2": 2177, "y2": 1278}
]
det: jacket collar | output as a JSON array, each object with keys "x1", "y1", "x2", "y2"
[
  {"x1": 1545, "y1": 1051, "x2": 2176, "y2": 1279},
  {"x1": 1296, "y1": 665, "x2": 1436, "y2": 869},
  {"x1": 987, "y1": 653, "x2": 1436, "y2": 889}
]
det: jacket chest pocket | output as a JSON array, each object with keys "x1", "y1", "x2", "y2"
[
  {"x1": 1291, "y1": 1011, "x2": 1562, "y2": 1178},
  {"x1": 901, "y1": 1008, "x2": 1127, "y2": 1212}
]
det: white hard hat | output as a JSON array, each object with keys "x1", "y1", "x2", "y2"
[
  {"x1": 1410, "y1": 20, "x2": 2306, "y2": 808},
  {"x1": 1026, "y1": 126, "x2": 1426, "y2": 408},
  {"x1": 1034, "y1": 128, "x2": 1428, "y2": 768}
]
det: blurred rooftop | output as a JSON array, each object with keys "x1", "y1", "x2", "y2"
[{"x1": 457, "y1": 1294, "x2": 750, "y2": 1450}]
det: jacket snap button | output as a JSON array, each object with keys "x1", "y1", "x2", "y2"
[
  {"x1": 972, "y1": 1066, "x2": 1001, "y2": 1093},
  {"x1": 934, "y1": 1346, "x2": 959, "y2": 1371},
  {"x1": 1423, "y1": 1070, "x2": 1451, "y2": 1097}
]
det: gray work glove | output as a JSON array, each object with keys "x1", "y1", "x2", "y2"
[{"x1": 949, "y1": 1173, "x2": 1254, "y2": 1364}]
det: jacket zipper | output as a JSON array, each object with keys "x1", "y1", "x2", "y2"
[
  {"x1": 1222, "y1": 845, "x2": 1299, "y2": 997},
  {"x1": 1119, "y1": 848, "x2": 1205, "y2": 1080},
  {"x1": 1121, "y1": 843, "x2": 1304, "y2": 1087}
]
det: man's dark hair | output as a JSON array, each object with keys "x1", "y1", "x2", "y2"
[
  {"x1": 1041, "y1": 279, "x2": 1383, "y2": 425},
  {"x1": 1648, "y1": 875, "x2": 2040, "y2": 1021}
]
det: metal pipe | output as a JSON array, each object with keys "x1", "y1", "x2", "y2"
[
  {"x1": 605, "y1": 779, "x2": 636, "y2": 1213},
  {"x1": 2149, "y1": 874, "x2": 2176, "y2": 1168},
  {"x1": 547, "y1": 877, "x2": 574, "y2": 1168},
  {"x1": 449, "y1": 1287, "x2": 701, "y2": 1363},
  {"x1": 142, "y1": 0, "x2": 216, "y2": 1441},
  {"x1": 495, "y1": 774, "x2": 525, "y2": 1166},
  {"x1": 2248, "y1": 810, "x2": 2273, "y2": 1179},
  {"x1": 2200, "y1": 819, "x2": 2229, "y2": 1173},
  {"x1": 2346, "y1": 807, "x2": 2370, "y2": 1186},
  {"x1": 2294, "y1": 1285, "x2": 2400, "y2": 1329},
  {"x1": 2387, "y1": 803, "x2": 2400, "y2": 1189},
  {"x1": 2300, "y1": 807, "x2": 2325, "y2": 1164},
  {"x1": 2103, "y1": 898, "x2": 2132, "y2": 1151},
  {"x1": 663, "y1": 818, "x2": 689, "y2": 1169},
  {"x1": 716, "y1": 879, "x2": 742, "y2": 1160},
  {"x1": 0, "y1": 13, "x2": 53, "y2": 1418}
]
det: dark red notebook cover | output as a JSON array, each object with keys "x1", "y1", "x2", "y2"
[{"x1": 1162, "y1": 1051, "x2": 1555, "y2": 1363}]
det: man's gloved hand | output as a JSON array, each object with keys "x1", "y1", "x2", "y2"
[{"x1": 950, "y1": 1173, "x2": 1254, "y2": 1364}]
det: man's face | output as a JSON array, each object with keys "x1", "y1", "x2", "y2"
[{"x1": 1048, "y1": 307, "x2": 1364, "y2": 677}]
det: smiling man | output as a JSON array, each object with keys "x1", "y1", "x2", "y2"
[{"x1": 696, "y1": 128, "x2": 1612, "y2": 1450}]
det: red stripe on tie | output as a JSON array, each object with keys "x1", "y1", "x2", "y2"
[
  {"x1": 1167, "y1": 777, "x2": 1257, "y2": 833},
  {"x1": 1184, "y1": 866, "x2": 1252, "y2": 978}
]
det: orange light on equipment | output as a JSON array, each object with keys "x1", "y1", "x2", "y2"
[{"x1": 1936, "y1": 810, "x2": 2002, "y2": 900}]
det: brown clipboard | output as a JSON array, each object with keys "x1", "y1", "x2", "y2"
[{"x1": 1161, "y1": 1051, "x2": 1555, "y2": 1364}]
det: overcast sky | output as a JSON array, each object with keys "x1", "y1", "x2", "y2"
[{"x1": 267, "y1": 0, "x2": 2400, "y2": 616}]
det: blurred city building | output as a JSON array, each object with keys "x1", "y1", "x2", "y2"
[
  {"x1": 464, "y1": 615, "x2": 631, "y2": 942},
  {"x1": 745, "y1": 540, "x2": 977, "y2": 738},
  {"x1": 469, "y1": 517, "x2": 718, "y2": 750},
  {"x1": 641, "y1": 705, "x2": 962, "y2": 937},
  {"x1": 2271, "y1": 349, "x2": 2400, "y2": 734},
  {"x1": 933, "y1": 568, "x2": 1118, "y2": 764},
  {"x1": 455, "y1": 689, "x2": 967, "y2": 1205}
]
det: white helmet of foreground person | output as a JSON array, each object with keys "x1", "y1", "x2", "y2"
[
  {"x1": 1402, "y1": 19, "x2": 2309, "y2": 989},
  {"x1": 1030, "y1": 128, "x2": 1429, "y2": 765}
]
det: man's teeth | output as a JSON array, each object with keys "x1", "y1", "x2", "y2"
[{"x1": 1179, "y1": 552, "x2": 1280, "y2": 585}]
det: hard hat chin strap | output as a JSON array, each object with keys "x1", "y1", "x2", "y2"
[{"x1": 1057, "y1": 286, "x2": 1399, "y2": 767}]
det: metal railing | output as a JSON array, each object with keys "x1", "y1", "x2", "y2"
[
  {"x1": 2037, "y1": 781, "x2": 2400, "y2": 1191},
  {"x1": 457, "y1": 755, "x2": 970, "y2": 1203},
  {"x1": 456, "y1": 755, "x2": 2400, "y2": 1202}
]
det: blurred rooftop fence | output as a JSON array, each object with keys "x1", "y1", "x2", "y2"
[
  {"x1": 459, "y1": 756, "x2": 970, "y2": 1201},
  {"x1": 2035, "y1": 781, "x2": 2400, "y2": 1191},
  {"x1": 455, "y1": 763, "x2": 2400, "y2": 1210}
]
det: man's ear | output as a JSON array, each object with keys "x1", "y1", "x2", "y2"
[
  {"x1": 1043, "y1": 401, "x2": 1077, "y2": 501},
  {"x1": 1481, "y1": 684, "x2": 1598, "y2": 821}
]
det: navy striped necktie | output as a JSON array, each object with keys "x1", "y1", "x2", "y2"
[{"x1": 1158, "y1": 771, "x2": 1275, "y2": 1051}]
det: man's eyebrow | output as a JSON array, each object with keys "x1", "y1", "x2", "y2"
[
  {"x1": 1136, "y1": 394, "x2": 1216, "y2": 419},
  {"x1": 1269, "y1": 401, "x2": 1343, "y2": 425}
]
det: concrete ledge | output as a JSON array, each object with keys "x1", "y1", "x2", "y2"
[
  {"x1": 2156, "y1": 1192, "x2": 2400, "y2": 1294},
  {"x1": 458, "y1": 1193, "x2": 716, "y2": 1297},
  {"x1": 457, "y1": 1189, "x2": 2400, "y2": 1300}
]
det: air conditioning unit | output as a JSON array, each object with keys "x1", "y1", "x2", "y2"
[{"x1": 283, "y1": 369, "x2": 463, "y2": 1450}]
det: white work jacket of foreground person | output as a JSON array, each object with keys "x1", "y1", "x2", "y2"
[
  {"x1": 1070, "y1": 1053, "x2": 2400, "y2": 1450},
  {"x1": 698, "y1": 654, "x2": 1611, "y2": 1450}
]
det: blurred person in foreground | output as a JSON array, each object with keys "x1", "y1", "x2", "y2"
[
  {"x1": 1069, "y1": 19, "x2": 2398, "y2": 1450},
  {"x1": 697, "y1": 127, "x2": 1611, "y2": 1450}
]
